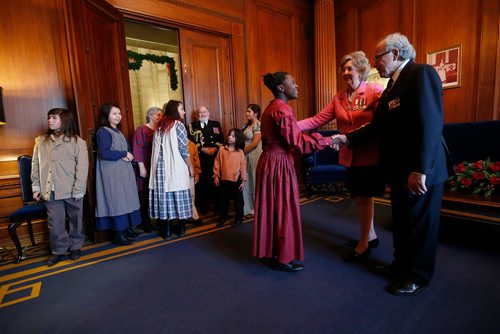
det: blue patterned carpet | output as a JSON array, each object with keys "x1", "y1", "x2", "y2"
[{"x1": 1, "y1": 194, "x2": 499, "y2": 333}]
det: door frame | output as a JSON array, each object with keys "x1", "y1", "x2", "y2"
[{"x1": 118, "y1": 7, "x2": 247, "y2": 131}]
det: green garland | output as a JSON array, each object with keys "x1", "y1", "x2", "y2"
[{"x1": 127, "y1": 50, "x2": 178, "y2": 91}]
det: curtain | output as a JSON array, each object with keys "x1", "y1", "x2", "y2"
[{"x1": 128, "y1": 46, "x2": 183, "y2": 129}]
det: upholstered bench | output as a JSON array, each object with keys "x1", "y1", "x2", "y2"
[
  {"x1": 441, "y1": 120, "x2": 500, "y2": 224},
  {"x1": 302, "y1": 130, "x2": 348, "y2": 195}
]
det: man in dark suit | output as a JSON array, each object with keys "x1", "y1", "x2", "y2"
[
  {"x1": 188, "y1": 106, "x2": 224, "y2": 214},
  {"x1": 333, "y1": 33, "x2": 450, "y2": 296}
]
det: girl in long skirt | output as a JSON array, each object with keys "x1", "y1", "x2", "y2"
[{"x1": 149, "y1": 100, "x2": 194, "y2": 239}]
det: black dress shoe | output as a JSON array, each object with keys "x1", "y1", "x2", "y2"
[
  {"x1": 69, "y1": 249, "x2": 81, "y2": 260},
  {"x1": 389, "y1": 280, "x2": 429, "y2": 296},
  {"x1": 112, "y1": 231, "x2": 133, "y2": 245},
  {"x1": 272, "y1": 261, "x2": 304, "y2": 272},
  {"x1": 132, "y1": 226, "x2": 145, "y2": 235},
  {"x1": 347, "y1": 238, "x2": 380, "y2": 249},
  {"x1": 191, "y1": 219, "x2": 203, "y2": 226},
  {"x1": 368, "y1": 238, "x2": 380, "y2": 248},
  {"x1": 160, "y1": 221, "x2": 172, "y2": 240},
  {"x1": 343, "y1": 247, "x2": 371, "y2": 263},
  {"x1": 47, "y1": 254, "x2": 64, "y2": 266},
  {"x1": 127, "y1": 228, "x2": 140, "y2": 239}
]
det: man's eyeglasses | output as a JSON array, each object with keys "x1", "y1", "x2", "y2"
[{"x1": 375, "y1": 50, "x2": 392, "y2": 62}]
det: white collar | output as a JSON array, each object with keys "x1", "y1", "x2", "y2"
[{"x1": 391, "y1": 59, "x2": 410, "y2": 84}]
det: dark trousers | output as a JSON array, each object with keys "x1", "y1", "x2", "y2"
[
  {"x1": 390, "y1": 181, "x2": 444, "y2": 283},
  {"x1": 219, "y1": 180, "x2": 244, "y2": 222},
  {"x1": 138, "y1": 189, "x2": 151, "y2": 227},
  {"x1": 44, "y1": 195, "x2": 84, "y2": 255},
  {"x1": 196, "y1": 156, "x2": 219, "y2": 213}
]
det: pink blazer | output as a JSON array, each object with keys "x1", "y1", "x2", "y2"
[{"x1": 297, "y1": 81, "x2": 383, "y2": 167}]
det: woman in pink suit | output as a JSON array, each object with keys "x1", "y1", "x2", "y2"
[
  {"x1": 253, "y1": 72, "x2": 332, "y2": 272},
  {"x1": 298, "y1": 51, "x2": 384, "y2": 262}
]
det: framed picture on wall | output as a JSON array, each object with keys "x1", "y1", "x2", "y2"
[{"x1": 426, "y1": 45, "x2": 462, "y2": 89}]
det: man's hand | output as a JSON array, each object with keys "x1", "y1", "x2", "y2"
[
  {"x1": 201, "y1": 147, "x2": 217, "y2": 156},
  {"x1": 408, "y1": 172, "x2": 427, "y2": 195}
]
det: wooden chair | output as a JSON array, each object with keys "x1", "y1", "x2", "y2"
[{"x1": 8, "y1": 155, "x2": 48, "y2": 263}]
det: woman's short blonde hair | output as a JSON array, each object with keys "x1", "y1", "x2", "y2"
[{"x1": 338, "y1": 51, "x2": 371, "y2": 81}]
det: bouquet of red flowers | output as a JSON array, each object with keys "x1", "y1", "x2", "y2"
[{"x1": 448, "y1": 159, "x2": 500, "y2": 198}]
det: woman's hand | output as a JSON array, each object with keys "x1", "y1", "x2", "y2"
[
  {"x1": 214, "y1": 177, "x2": 220, "y2": 187},
  {"x1": 331, "y1": 134, "x2": 347, "y2": 145},
  {"x1": 122, "y1": 152, "x2": 134, "y2": 161},
  {"x1": 33, "y1": 191, "x2": 41, "y2": 201},
  {"x1": 139, "y1": 164, "x2": 148, "y2": 178},
  {"x1": 330, "y1": 134, "x2": 347, "y2": 151},
  {"x1": 239, "y1": 180, "x2": 246, "y2": 191}
]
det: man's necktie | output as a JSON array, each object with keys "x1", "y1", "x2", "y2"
[{"x1": 386, "y1": 78, "x2": 394, "y2": 92}]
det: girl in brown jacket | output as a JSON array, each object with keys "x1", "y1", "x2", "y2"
[{"x1": 32, "y1": 108, "x2": 88, "y2": 266}]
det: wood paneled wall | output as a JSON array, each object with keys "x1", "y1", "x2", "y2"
[
  {"x1": 0, "y1": 0, "x2": 498, "y2": 249},
  {"x1": 0, "y1": 0, "x2": 73, "y2": 165},
  {"x1": 246, "y1": 0, "x2": 315, "y2": 121},
  {"x1": 112, "y1": 0, "x2": 314, "y2": 124},
  {"x1": 334, "y1": 0, "x2": 500, "y2": 123},
  {"x1": 0, "y1": 0, "x2": 315, "y2": 249},
  {"x1": 0, "y1": 0, "x2": 73, "y2": 247}
]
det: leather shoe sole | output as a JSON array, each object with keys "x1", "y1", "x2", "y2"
[{"x1": 389, "y1": 280, "x2": 429, "y2": 296}]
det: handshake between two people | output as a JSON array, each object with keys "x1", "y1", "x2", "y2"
[{"x1": 328, "y1": 134, "x2": 348, "y2": 151}]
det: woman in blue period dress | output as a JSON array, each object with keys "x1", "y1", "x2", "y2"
[
  {"x1": 149, "y1": 100, "x2": 194, "y2": 239},
  {"x1": 95, "y1": 104, "x2": 141, "y2": 246},
  {"x1": 242, "y1": 104, "x2": 262, "y2": 216},
  {"x1": 253, "y1": 72, "x2": 332, "y2": 272}
]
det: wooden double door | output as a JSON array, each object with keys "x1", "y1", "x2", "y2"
[
  {"x1": 65, "y1": 0, "x2": 233, "y2": 140},
  {"x1": 63, "y1": 0, "x2": 234, "y2": 238},
  {"x1": 180, "y1": 29, "x2": 233, "y2": 133}
]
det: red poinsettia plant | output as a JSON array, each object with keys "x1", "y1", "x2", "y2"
[{"x1": 448, "y1": 159, "x2": 500, "y2": 198}]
